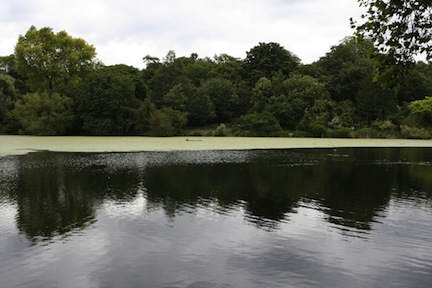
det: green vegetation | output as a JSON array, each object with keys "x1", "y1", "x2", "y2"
[
  {"x1": 1, "y1": 24, "x2": 432, "y2": 138},
  {"x1": 351, "y1": 0, "x2": 432, "y2": 86}
]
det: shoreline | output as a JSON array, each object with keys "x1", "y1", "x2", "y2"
[{"x1": 1, "y1": 135, "x2": 432, "y2": 156}]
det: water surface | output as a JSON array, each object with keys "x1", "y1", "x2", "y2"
[{"x1": 0, "y1": 148, "x2": 431, "y2": 287}]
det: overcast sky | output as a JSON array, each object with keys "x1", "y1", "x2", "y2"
[{"x1": 1, "y1": 0, "x2": 364, "y2": 69}]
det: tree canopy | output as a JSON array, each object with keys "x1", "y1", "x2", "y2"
[
  {"x1": 352, "y1": 0, "x2": 432, "y2": 64},
  {"x1": 1, "y1": 25, "x2": 432, "y2": 139},
  {"x1": 245, "y1": 42, "x2": 300, "y2": 83},
  {"x1": 14, "y1": 26, "x2": 97, "y2": 92}
]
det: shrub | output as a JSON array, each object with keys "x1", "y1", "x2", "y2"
[
  {"x1": 7, "y1": 92, "x2": 74, "y2": 135},
  {"x1": 233, "y1": 112, "x2": 282, "y2": 136},
  {"x1": 293, "y1": 130, "x2": 312, "y2": 138},
  {"x1": 307, "y1": 122, "x2": 328, "y2": 137},
  {"x1": 295, "y1": 121, "x2": 328, "y2": 138},
  {"x1": 149, "y1": 108, "x2": 187, "y2": 136},
  {"x1": 328, "y1": 128, "x2": 353, "y2": 138},
  {"x1": 370, "y1": 120, "x2": 399, "y2": 138},
  {"x1": 400, "y1": 125, "x2": 431, "y2": 139},
  {"x1": 214, "y1": 123, "x2": 228, "y2": 137},
  {"x1": 354, "y1": 127, "x2": 381, "y2": 138}
]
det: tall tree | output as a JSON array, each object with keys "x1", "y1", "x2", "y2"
[
  {"x1": 147, "y1": 51, "x2": 189, "y2": 107},
  {"x1": 397, "y1": 62, "x2": 432, "y2": 103},
  {"x1": 408, "y1": 96, "x2": 432, "y2": 127},
  {"x1": 14, "y1": 26, "x2": 97, "y2": 92},
  {"x1": 267, "y1": 75, "x2": 331, "y2": 129},
  {"x1": 244, "y1": 42, "x2": 300, "y2": 84},
  {"x1": 199, "y1": 78, "x2": 241, "y2": 123},
  {"x1": 316, "y1": 37, "x2": 375, "y2": 102},
  {"x1": 77, "y1": 65, "x2": 140, "y2": 135},
  {"x1": 352, "y1": 0, "x2": 432, "y2": 63},
  {"x1": 0, "y1": 74, "x2": 19, "y2": 130},
  {"x1": 351, "y1": 0, "x2": 432, "y2": 84}
]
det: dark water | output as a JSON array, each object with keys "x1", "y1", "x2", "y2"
[{"x1": 1, "y1": 148, "x2": 432, "y2": 288}]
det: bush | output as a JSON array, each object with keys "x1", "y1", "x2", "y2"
[
  {"x1": 149, "y1": 108, "x2": 187, "y2": 136},
  {"x1": 233, "y1": 112, "x2": 282, "y2": 136},
  {"x1": 295, "y1": 122, "x2": 328, "y2": 138},
  {"x1": 308, "y1": 123, "x2": 328, "y2": 137},
  {"x1": 328, "y1": 128, "x2": 353, "y2": 138},
  {"x1": 293, "y1": 130, "x2": 312, "y2": 138},
  {"x1": 400, "y1": 125, "x2": 431, "y2": 139},
  {"x1": 214, "y1": 123, "x2": 228, "y2": 136},
  {"x1": 7, "y1": 92, "x2": 74, "y2": 135},
  {"x1": 354, "y1": 127, "x2": 381, "y2": 138},
  {"x1": 370, "y1": 120, "x2": 399, "y2": 138}
]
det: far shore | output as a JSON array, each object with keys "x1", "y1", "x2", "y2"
[{"x1": 1, "y1": 135, "x2": 432, "y2": 156}]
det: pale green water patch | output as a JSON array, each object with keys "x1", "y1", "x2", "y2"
[{"x1": 1, "y1": 135, "x2": 432, "y2": 156}]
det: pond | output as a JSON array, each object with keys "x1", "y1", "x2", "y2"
[{"x1": 1, "y1": 147, "x2": 432, "y2": 288}]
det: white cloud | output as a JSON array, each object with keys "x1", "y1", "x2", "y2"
[{"x1": 0, "y1": 0, "x2": 364, "y2": 68}]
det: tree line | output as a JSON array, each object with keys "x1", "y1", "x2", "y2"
[{"x1": 1, "y1": 25, "x2": 432, "y2": 138}]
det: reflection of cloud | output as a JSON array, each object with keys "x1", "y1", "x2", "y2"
[
  {"x1": 2, "y1": 178, "x2": 432, "y2": 287},
  {"x1": 2, "y1": 150, "x2": 432, "y2": 287},
  {"x1": 103, "y1": 190, "x2": 148, "y2": 219}
]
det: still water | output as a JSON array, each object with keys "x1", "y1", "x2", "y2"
[{"x1": 0, "y1": 148, "x2": 431, "y2": 288}]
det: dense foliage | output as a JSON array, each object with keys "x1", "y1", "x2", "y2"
[
  {"x1": 1, "y1": 26, "x2": 432, "y2": 138},
  {"x1": 351, "y1": 0, "x2": 432, "y2": 87},
  {"x1": 352, "y1": 0, "x2": 432, "y2": 64}
]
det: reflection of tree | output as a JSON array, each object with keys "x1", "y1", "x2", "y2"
[
  {"x1": 15, "y1": 153, "x2": 98, "y2": 243},
  {"x1": 315, "y1": 148, "x2": 432, "y2": 232},
  {"x1": 8, "y1": 148, "x2": 432, "y2": 240},
  {"x1": 392, "y1": 148, "x2": 432, "y2": 203},
  {"x1": 319, "y1": 160, "x2": 392, "y2": 231},
  {"x1": 144, "y1": 164, "x2": 246, "y2": 219},
  {"x1": 143, "y1": 161, "x2": 304, "y2": 229},
  {"x1": 305, "y1": 149, "x2": 396, "y2": 231},
  {"x1": 13, "y1": 152, "x2": 141, "y2": 244}
]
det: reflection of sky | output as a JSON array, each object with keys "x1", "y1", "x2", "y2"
[
  {"x1": 1, "y1": 151, "x2": 432, "y2": 287},
  {"x1": 2, "y1": 192, "x2": 431, "y2": 288}
]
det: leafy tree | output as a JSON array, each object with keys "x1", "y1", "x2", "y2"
[
  {"x1": 147, "y1": 51, "x2": 190, "y2": 107},
  {"x1": 102, "y1": 64, "x2": 147, "y2": 100},
  {"x1": 302, "y1": 98, "x2": 336, "y2": 127},
  {"x1": 267, "y1": 75, "x2": 330, "y2": 129},
  {"x1": 7, "y1": 92, "x2": 74, "y2": 135},
  {"x1": 0, "y1": 74, "x2": 19, "y2": 128},
  {"x1": 199, "y1": 78, "x2": 241, "y2": 123},
  {"x1": 283, "y1": 75, "x2": 331, "y2": 106},
  {"x1": 184, "y1": 56, "x2": 216, "y2": 86},
  {"x1": 214, "y1": 54, "x2": 246, "y2": 82},
  {"x1": 355, "y1": 77, "x2": 399, "y2": 125},
  {"x1": 163, "y1": 83, "x2": 192, "y2": 111},
  {"x1": 186, "y1": 88, "x2": 216, "y2": 126},
  {"x1": 397, "y1": 62, "x2": 432, "y2": 103},
  {"x1": 14, "y1": 26, "x2": 97, "y2": 92},
  {"x1": 250, "y1": 77, "x2": 273, "y2": 113},
  {"x1": 316, "y1": 37, "x2": 375, "y2": 101},
  {"x1": 233, "y1": 112, "x2": 282, "y2": 136},
  {"x1": 333, "y1": 100, "x2": 355, "y2": 129},
  {"x1": 77, "y1": 66, "x2": 140, "y2": 135},
  {"x1": 135, "y1": 98, "x2": 156, "y2": 134},
  {"x1": 351, "y1": 1, "x2": 432, "y2": 87},
  {"x1": 245, "y1": 42, "x2": 300, "y2": 83},
  {"x1": 149, "y1": 107, "x2": 187, "y2": 136},
  {"x1": 1, "y1": 54, "x2": 30, "y2": 95},
  {"x1": 351, "y1": 0, "x2": 432, "y2": 64},
  {"x1": 408, "y1": 96, "x2": 432, "y2": 127},
  {"x1": 0, "y1": 55, "x2": 17, "y2": 76},
  {"x1": 317, "y1": 37, "x2": 399, "y2": 125}
]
